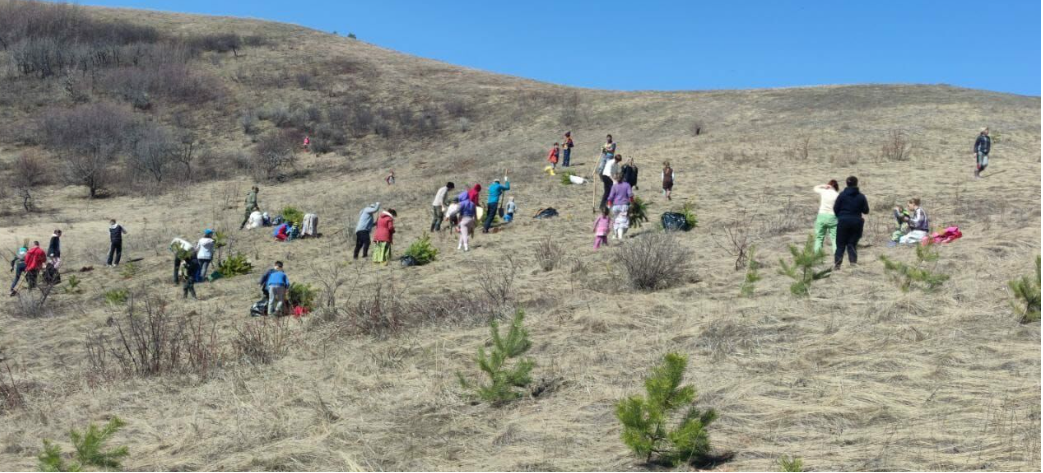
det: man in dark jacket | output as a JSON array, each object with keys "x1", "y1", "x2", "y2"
[
  {"x1": 107, "y1": 219, "x2": 127, "y2": 266},
  {"x1": 973, "y1": 127, "x2": 991, "y2": 179},
  {"x1": 832, "y1": 176, "x2": 869, "y2": 270},
  {"x1": 47, "y1": 229, "x2": 61, "y2": 269}
]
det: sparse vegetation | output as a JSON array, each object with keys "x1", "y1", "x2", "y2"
[
  {"x1": 215, "y1": 252, "x2": 253, "y2": 278},
  {"x1": 458, "y1": 310, "x2": 534, "y2": 404},
  {"x1": 778, "y1": 455, "x2": 804, "y2": 472},
  {"x1": 118, "y1": 261, "x2": 138, "y2": 279},
  {"x1": 38, "y1": 417, "x2": 129, "y2": 472},
  {"x1": 288, "y1": 282, "x2": 317, "y2": 311},
  {"x1": 103, "y1": 288, "x2": 128, "y2": 306},
  {"x1": 64, "y1": 275, "x2": 82, "y2": 294},
  {"x1": 778, "y1": 234, "x2": 832, "y2": 297},
  {"x1": 233, "y1": 317, "x2": 293, "y2": 365},
  {"x1": 739, "y1": 245, "x2": 761, "y2": 297},
  {"x1": 881, "y1": 129, "x2": 912, "y2": 161},
  {"x1": 1008, "y1": 255, "x2": 1040, "y2": 323},
  {"x1": 628, "y1": 196, "x2": 650, "y2": 228},
  {"x1": 280, "y1": 205, "x2": 305, "y2": 227},
  {"x1": 681, "y1": 202, "x2": 698, "y2": 229},
  {"x1": 713, "y1": 209, "x2": 755, "y2": 271},
  {"x1": 618, "y1": 233, "x2": 693, "y2": 291},
  {"x1": 402, "y1": 233, "x2": 438, "y2": 266},
  {"x1": 615, "y1": 352, "x2": 717, "y2": 466},
  {"x1": 559, "y1": 171, "x2": 574, "y2": 185},
  {"x1": 534, "y1": 237, "x2": 564, "y2": 272},
  {"x1": 879, "y1": 241, "x2": 949, "y2": 292}
]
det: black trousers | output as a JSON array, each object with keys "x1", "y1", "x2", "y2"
[
  {"x1": 174, "y1": 256, "x2": 182, "y2": 284},
  {"x1": 107, "y1": 241, "x2": 122, "y2": 265},
  {"x1": 483, "y1": 202, "x2": 500, "y2": 232},
  {"x1": 600, "y1": 175, "x2": 613, "y2": 210},
  {"x1": 353, "y1": 230, "x2": 371, "y2": 259},
  {"x1": 835, "y1": 219, "x2": 864, "y2": 267}
]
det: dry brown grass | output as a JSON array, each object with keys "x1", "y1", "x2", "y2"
[{"x1": 0, "y1": 5, "x2": 1039, "y2": 471}]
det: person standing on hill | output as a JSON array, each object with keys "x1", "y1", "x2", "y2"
[
  {"x1": 170, "y1": 237, "x2": 194, "y2": 284},
  {"x1": 195, "y1": 229, "x2": 216, "y2": 282},
  {"x1": 354, "y1": 202, "x2": 380, "y2": 260},
  {"x1": 593, "y1": 207, "x2": 611, "y2": 249},
  {"x1": 562, "y1": 131, "x2": 574, "y2": 167},
  {"x1": 106, "y1": 219, "x2": 127, "y2": 266},
  {"x1": 973, "y1": 127, "x2": 991, "y2": 179},
  {"x1": 606, "y1": 173, "x2": 634, "y2": 240},
  {"x1": 812, "y1": 180, "x2": 840, "y2": 255},
  {"x1": 180, "y1": 255, "x2": 199, "y2": 300},
  {"x1": 833, "y1": 176, "x2": 869, "y2": 270},
  {"x1": 661, "y1": 161, "x2": 675, "y2": 201},
  {"x1": 431, "y1": 182, "x2": 455, "y2": 232},
  {"x1": 372, "y1": 209, "x2": 397, "y2": 265},
  {"x1": 47, "y1": 229, "x2": 61, "y2": 269},
  {"x1": 240, "y1": 186, "x2": 260, "y2": 230},
  {"x1": 266, "y1": 261, "x2": 290, "y2": 316},
  {"x1": 456, "y1": 194, "x2": 477, "y2": 251},
  {"x1": 8, "y1": 245, "x2": 27, "y2": 296},
  {"x1": 597, "y1": 152, "x2": 621, "y2": 210},
  {"x1": 483, "y1": 173, "x2": 510, "y2": 233},
  {"x1": 546, "y1": 143, "x2": 560, "y2": 175},
  {"x1": 621, "y1": 157, "x2": 639, "y2": 190},
  {"x1": 24, "y1": 241, "x2": 46, "y2": 291}
]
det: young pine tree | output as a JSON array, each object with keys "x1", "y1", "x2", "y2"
[
  {"x1": 458, "y1": 310, "x2": 534, "y2": 404},
  {"x1": 615, "y1": 352, "x2": 717, "y2": 466},
  {"x1": 777, "y1": 235, "x2": 831, "y2": 297},
  {"x1": 879, "y1": 241, "x2": 950, "y2": 292},
  {"x1": 778, "y1": 455, "x2": 804, "y2": 472},
  {"x1": 1009, "y1": 255, "x2": 1041, "y2": 323},
  {"x1": 39, "y1": 417, "x2": 129, "y2": 472},
  {"x1": 739, "y1": 245, "x2": 761, "y2": 297}
]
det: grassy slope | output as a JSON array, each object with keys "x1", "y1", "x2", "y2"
[{"x1": 0, "y1": 7, "x2": 1040, "y2": 471}]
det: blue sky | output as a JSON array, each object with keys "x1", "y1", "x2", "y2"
[{"x1": 81, "y1": 0, "x2": 1041, "y2": 96}]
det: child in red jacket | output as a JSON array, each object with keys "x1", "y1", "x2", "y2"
[{"x1": 24, "y1": 241, "x2": 46, "y2": 290}]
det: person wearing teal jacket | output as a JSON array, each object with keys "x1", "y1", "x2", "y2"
[{"x1": 483, "y1": 173, "x2": 510, "y2": 233}]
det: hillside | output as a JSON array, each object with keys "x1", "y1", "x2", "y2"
[{"x1": 0, "y1": 2, "x2": 1040, "y2": 471}]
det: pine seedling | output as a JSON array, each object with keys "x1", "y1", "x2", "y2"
[
  {"x1": 739, "y1": 245, "x2": 761, "y2": 297},
  {"x1": 39, "y1": 417, "x2": 128, "y2": 472},
  {"x1": 615, "y1": 352, "x2": 717, "y2": 466},
  {"x1": 777, "y1": 234, "x2": 832, "y2": 297},
  {"x1": 778, "y1": 455, "x2": 804, "y2": 472},
  {"x1": 403, "y1": 233, "x2": 439, "y2": 265},
  {"x1": 628, "y1": 196, "x2": 649, "y2": 228},
  {"x1": 1009, "y1": 255, "x2": 1041, "y2": 323},
  {"x1": 216, "y1": 252, "x2": 253, "y2": 277},
  {"x1": 681, "y1": 202, "x2": 698, "y2": 229},
  {"x1": 38, "y1": 440, "x2": 79, "y2": 472},
  {"x1": 879, "y1": 241, "x2": 949, "y2": 292},
  {"x1": 458, "y1": 310, "x2": 534, "y2": 404}
]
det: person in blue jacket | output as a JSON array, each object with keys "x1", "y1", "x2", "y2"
[
  {"x1": 483, "y1": 172, "x2": 510, "y2": 233},
  {"x1": 354, "y1": 202, "x2": 380, "y2": 259},
  {"x1": 832, "y1": 176, "x2": 870, "y2": 270},
  {"x1": 266, "y1": 261, "x2": 290, "y2": 316}
]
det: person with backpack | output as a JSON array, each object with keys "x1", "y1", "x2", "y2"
[
  {"x1": 483, "y1": 173, "x2": 510, "y2": 233},
  {"x1": 833, "y1": 176, "x2": 870, "y2": 270},
  {"x1": 812, "y1": 180, "x2": 840, "y2": 255},
  {"x1": 973, "y1": 127, "x2": 991, "y2": 179},
  {"x1": 372, "y1": 209, "x2": 397, "y2": 265},
  {"x1": 106, "y1": 219, "x2": 127, "y2": 266},
  {"x1": 606, "y1": 173, "x2": 634, "y2": 240},
  {"x1": 354, "y1": 202, "x2": 380, "y2": 259},
  {"x1": 431, "y1": 182, "x2": 455, "y2": 232},
  {"x1": 456, "y1": 195, "x2": 477, "y2": 252},
  {"x1": 546, "y1": 143, "x2": 560, "y2": 175},
  {"x1": 443, "y1": 196, "x2": 461, "y2": 233},
  {"x1": 46, "y1": 229, "x2": 61, "y2": 269},
  {"x1": 8, "y1": 245, "x2": 27, "y2": 296},
  {"x1": 180, "y1": 255, "x2": 199, "y2": 300},
  {"x1": 621, "y1": 157, "x2": 639, "y2": 190},
  {"x1": 194, "y1": 229, "x2": 216, "y2": 282},
  {"x1": 24, "y1": 241, "x2": 46, "y2": 291},
  {"x1": 240, "y1": 186, "x2": 260, "y2": 230},
  {"x1": 593, "y1": 207, "x2": 611, "y2": 249},
  {"x1": 562, "y1": 131, "x2": 574, "y2": 167},
  {"x1": 661, "y1": 161, "x2": 675, "y2": 201},
  {"x1": 895, "y1": 198, "x2": 930, "y2": 245},
  {"x1": 265, "y1": 261, "x2": 290, "y2": 316},
  {"x1": 170, "y1": 237, "x2": 194, "y2": 284}
]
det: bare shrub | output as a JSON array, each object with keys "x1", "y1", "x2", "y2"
[
  {"x1": 559, "y1": 91, "x2": 581, "y2": 127},
  {"x1": 233, "y1": 317, "x2": 295, "y2": 365},
  {"x1": 758, "y1": 199, "x2": 805, "y2": 238},
  {"x1": 791, "y1": 135, "x2": 811, "y2": 160},
  {"x1": 0, "y1": 361, "x2": 27, "y2": 414},
  {"x1": 534, "y1": 237, "x2": 565, "y2": 272},
  {"x1": 713, "y1": 208, "x2": 756, "y2": 270},
  {"x1": 40, "y1": 102, "x2": 138, "y2": 198},
  {"x1": 186, "y1": 32, "x2": 242, "y2": 56},
  {"x1": 343, "y1": 283, "x2": 407, "y2": 339},
  {"x1": 84, "y1": 295, "x2": 227, "y2": 380},
  {"x1": 239, "y1": 109, "x2": 259, "y2": 135},
  {"x1": 253, "y1": 129, "x2": 299, "y2": 181},
  {"x1": 129, "y1": 124, "x2": 178, "y2": 184},
  {"x1": 98, "y1": 63, "x2": 223, "y2": 105},
  {"x1": 617, "y1": 233, "x2": 694, "y2": 291},
  {"x1": 689, "y1": 120, "x2": 705, "y2": 137},
  {"x1": 3, "y1": 151, "x2": 51, "y2": 212},
  {"x1": 477, "y1": 255, "x2": 517, "y2": 307},
  {"x1": 881, "y1": 129, "x2": 912, "y2": 161},
  {"x1": 12, "y1": 284, "x2": 56, "y2": 318},
  {"x1": 443, "y1": 98, "x2": 470, "y2": 119}
]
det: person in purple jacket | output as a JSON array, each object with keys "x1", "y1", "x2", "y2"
[{"x1": 606, "y1": 173, "x2": 634, "y2": 240}]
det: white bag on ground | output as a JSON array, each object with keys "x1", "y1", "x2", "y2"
[
  {"x1": 247, "y1": 211, "x2": 264, "y2": 229},
  {"x1": 301, "y1": 213, "x2": 318, "y2": 237},
  {"x1": 569, "y1": 175, "x2": 587, "y2": 185}
]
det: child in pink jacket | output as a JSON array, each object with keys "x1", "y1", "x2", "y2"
[{"x1": 593, "y1": 208, "x2": 611, "y2": 249}]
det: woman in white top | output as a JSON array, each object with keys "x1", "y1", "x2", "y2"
[
  {"x1": 813, "y1": 180, "x2": 840, "y2": 255},
  {"x1": 195, "y1": 229, "x2": 216, "y2": 282}
]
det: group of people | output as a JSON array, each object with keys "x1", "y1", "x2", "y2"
[
  {"x1": 169, "y1": 229, "x2": 217, "y2": 299},
  {"x1": 8, "y1": 231, "x2": 60, "y2": 296}
]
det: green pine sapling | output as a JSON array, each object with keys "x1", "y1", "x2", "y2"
[
  {"x1": 778, "y1": 235, "x2": 831, "y2": 297},
  {"x1": 458, "y1": 310, "x2": 534, "y2": 404},
  {"x1": 1009, "y1": 255, "x2": 1041, "y2": 323}
]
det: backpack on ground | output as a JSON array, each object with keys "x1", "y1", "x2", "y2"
[
  {"x1": 661, "y1": 212, "x2": 690, "y2": 232},
  {"x1": 250, "y1": 298, "x2": 268, "y2": 317},
  {"x1": 534, "y1": 208, "x2": 559, "y2": 219}
]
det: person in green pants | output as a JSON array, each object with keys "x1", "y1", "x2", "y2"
[{"x1": 812, "y1": 180, "x2": 840, "y2": 255}]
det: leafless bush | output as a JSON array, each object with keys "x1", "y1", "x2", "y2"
[
  {"x1": 881, "y1": 129, "x2": 912, "y2": 161},
  {"x1": 40, "y1": 102, "x2": 138, "y2": 198},
  {"x1": 84, "y1": 295, "x2": 227, "y2": 380},
  {"x1": 296, "y1": 72, "x2": 315, "y2": 90},
  {"x1": 233, "y1": 317, "x2": 295, "y2": 365},
  {"x1": 186, "y1": 32, "x2": 242, "y2": 56},
  {"x1": 343, "y1": 283, "x2": 407, "y2": 339},
  {"x1": 534, "y1": 237, "x2": 565, "y2": 272},
  {"x1": 0, "y1": 361, "x2": 27, "y2": 414},
  {"x1": 758, "y1": 199, "x2": 805, "y2": 237},
  {"x1": 559, "y1": 91, "x2": 581, "y2": 127},
  {"x1": 477, "y1": 255, "x2": 517, "y2": 307},
  {"x1": 12, "y1": 284, "x2": 56, "y2": 318},
  {"x1": 689, "y1": 120, "x2": 705, "y2": 137},
  {"x1": 253, "y1": 129, "x2": 299, "y2": 181},
  {"x1": 99, "y1": 63, "x2": 223, "y2": 105},
  {"x1": 617, "y1": 233, "x2": 694, "y2": 291},
  {"x1": 239, "y1": 109, "x2": 259, "y2": 135},
  {"x1": 443, "y1": 98, "x2": 470, "y2": 119},
  {"x1": 791, "y1": 135, "x2": 811, "y2": 160},
  {"x1": 3, "y1": 151, "x2": 51, "y2": 212},
  {"x1": 129, "y1": 124, "x2": 178, "y2": 184},
  {"x1": 713, "y1": 209, "x2": 756, "y2": 270}
]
